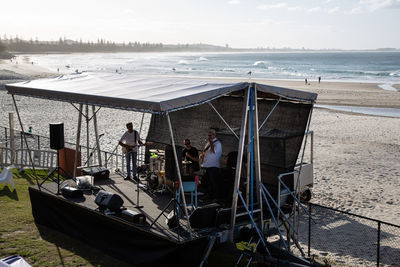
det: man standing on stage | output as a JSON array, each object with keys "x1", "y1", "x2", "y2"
[
  {"x1": 119, "y1": 122, "x2": 143, "y2": 181},
  {"x1": 201, "y1": 129, "x2": 222, "y2": 200}
]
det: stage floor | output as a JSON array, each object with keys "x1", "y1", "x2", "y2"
[{"x1": 38, "y1": 173, "x2": 204, "y2": 241}]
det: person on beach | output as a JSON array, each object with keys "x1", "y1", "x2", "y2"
[
  {"x1": 119, "y1": 122, "x2": 143, "y2": 182},
  {"x1": 318, "y1": 76, "x2": 321, "y2": 83},
  {"x1": 182, "y1": 139, "x2": 199, "y2": 175},
  {"x1": 305, "y1": 78, "x2": 308, "y2": 85},
  {"x1": 200, "y1": 129, "x2": 222, "y2": 201}
]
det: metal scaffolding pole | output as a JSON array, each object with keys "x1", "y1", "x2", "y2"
[
  {"x1": 73, "y1": 104, "x2": 83, "y2": 179},
  {"x1": 92, "y1": 105, "x2": 102, "y2": 166},
  {"x1": 253, "y1": 85, "x2": 264, "y2": 231},
  {"x1": 11, "y1": 95, "x2": 40, "y2": 187},
  {"x1": 229, "y1": 86, "x2": 251, "y2": 242},
  {"x1": 166, "y1": 112, "x2": 192, "y2": 237}
]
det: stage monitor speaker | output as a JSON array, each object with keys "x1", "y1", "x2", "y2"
[
  {"x1": 50, "y1": 123, "x2": 65, "y2": 150},
  {"x1": 95, "y1": 190, "x2": 124, "y2": 211}
]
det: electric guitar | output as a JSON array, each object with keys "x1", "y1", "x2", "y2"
[{"x1": 122, "y1": 142, "x2": 153, "y2": 154}]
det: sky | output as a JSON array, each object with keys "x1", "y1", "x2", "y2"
[{"x1": 1, "y1": 0, "x2": 399, "y2": 49}]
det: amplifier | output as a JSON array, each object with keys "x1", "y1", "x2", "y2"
[
  {"x1": 82, "y1": 167, "x2": 110, "y2": 180},
  {"x1": 95, "y1": 190, "x2": 123, "y2": 211},
  {"x1": 121, "y1": 209, "x2": 146, "y2": 225}
]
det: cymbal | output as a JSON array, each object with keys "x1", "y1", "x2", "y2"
[
  {"x1": 149, "y1": 149, "x2": 163, "y2": 153},
  {"x1": 182, "y1": 160, "x2": 192, "y2": 164}
]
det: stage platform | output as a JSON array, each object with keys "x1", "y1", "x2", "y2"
[{"x1": 29, "y1": 173, "x2": 213, "y2": 266}]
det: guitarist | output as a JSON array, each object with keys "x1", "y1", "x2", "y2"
[
  {"x1": 119, "y1": 122, "x2": 143, "y2": 181},
  {"x1": 200, "y1": 129, "x2": 222, "y2": 201}
]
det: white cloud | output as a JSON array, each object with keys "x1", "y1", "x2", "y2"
[
  {"x1": 257, "y1": 2, "x2": 288, "y2": 10},
  {"x1": 308, "y1": 7, "x2": 321, "y2": 12},
  {"x1": 359, "y1": 0, "x2": 400, "y2": 12},
  {"x1": 327, "y1": 6, "x2": 340, "y2": 13},
  {"x1": 228, "y1": 0, "x2": 240, "y2": 5}
]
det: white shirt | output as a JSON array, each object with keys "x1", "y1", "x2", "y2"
[
  {"x1": 202, "y1": 138, "x2": 222, "y2": 168},
  {"x1": 119, "y1": 130, "x2": 140, "y2": 152}
]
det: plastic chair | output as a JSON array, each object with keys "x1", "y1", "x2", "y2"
[
  {"x1": 0, "y1": 254, "x2": 31, "y2": 266},
  {"x1": 0, "y1": 167, "x2": 14, "y2": 191},
  {"x1": 176, "y1": 177, "x2": 198, "y2": 213}
]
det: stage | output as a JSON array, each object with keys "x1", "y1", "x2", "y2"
[{"x1": 29, "y1": 173, "x2": 212, "y2": 266}]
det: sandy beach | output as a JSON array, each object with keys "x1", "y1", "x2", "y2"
[{"x1": 1, "y1": 58, "x2": 400, "y2": 265}]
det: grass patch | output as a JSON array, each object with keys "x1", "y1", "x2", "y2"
[{"x1": 0, "y1": 169, "x2": 131, "y2": 266}]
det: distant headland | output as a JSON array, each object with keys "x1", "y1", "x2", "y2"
[{"x1": 0, "y1": 36, "x2": 399, "y2": 58}]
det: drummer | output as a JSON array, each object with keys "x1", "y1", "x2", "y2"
[{"x1": 182, "y1": 139, "x2": 200, "y2": 175}]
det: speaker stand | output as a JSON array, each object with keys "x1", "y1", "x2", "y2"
[
  {"x1": 39, "y1": 149, "x2": 71, "y2": 194},
  {"x1": 150, "y1": 196, "x2": 185, "y2": 229}
]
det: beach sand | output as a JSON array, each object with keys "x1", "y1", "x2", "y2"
[{"x1": 1, "y1": 59, "x2": 400, "y2": 265}]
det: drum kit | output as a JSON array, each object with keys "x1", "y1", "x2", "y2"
[
  {"x1": 144, "y1": 149, "x2": 193, "y2": 192},
  {"x1": 146, "y1": 149, "x2": 166, "y2": 192}
]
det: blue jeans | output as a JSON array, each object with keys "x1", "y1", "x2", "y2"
[{"x1": 125, "y1": 152, "x2": 137, "y2": 177}]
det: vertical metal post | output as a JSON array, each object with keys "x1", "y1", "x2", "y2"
[
  {"x1": 229, "y1": 86, "x2": 251, "y2": 242},
  {"x1": 9, "y1": 113, "x2": 14, "y2": 163},
  {"x1": 377, "y1": 221, "x2": 381, "y2": 267},
  {"x1": 310, "y1": 131, "x2": 314, "y2": 165},
  {"x1": 86, "y1": 105, "x2": 90, "y2": 166},
  {"x1": 5, "y1": 127, "x2": 8, "y2": 148},
  {"x1": 166, "y1": 112, "x2": 192, "y2": 237},
  {"x1": 73, "y1": 104, "x2": 83, "y2": 179},
  {"x1": 92, "y1": 106, "x2": 102, "y2": 166},
  {"x1": 37, "y1": 136, "x2": 40, "y2": 150},
  {"x1": 20, "y1": 131, "x2": 23, "y2": 149},
  {"x1": 11, "y1": 95, "x2": 39, "y2": 187},
  {"x1": 253, "y1": 85, "x2": 264, "y2": 231},
  {"x1": 308, "y1": 203, "x2": 311, "y2": 257}
]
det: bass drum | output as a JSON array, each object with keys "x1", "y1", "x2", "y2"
[{"x1": 147, "y1": 172, "x2": 159, "y2": 190}]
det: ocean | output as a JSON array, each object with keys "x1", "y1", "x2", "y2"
[{"x1": 22, "y1": 51, "x2": 400, "y2": 84}]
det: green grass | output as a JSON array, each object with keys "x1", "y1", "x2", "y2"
[{"x1": 0, "y1": 169, "x2": 131, "y2": 267}]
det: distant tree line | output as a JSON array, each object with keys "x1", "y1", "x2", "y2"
[{"x1": 0, "y1": 35, "x2": 231, "y2": 53}]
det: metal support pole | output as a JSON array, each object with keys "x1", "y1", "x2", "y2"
[
  {"x1": 11, "y1": 95, "x2": 39, "y2": 187},
  {"x1": 9, "y1": 113, "x2": 14, "y2": 164},
  {"x1": 92, "y1": 105, "x2": 102, "y2": 166},
  {"x1": 166, "y1": 112, "x2": 192, "y2": 237},
  {"x1": 253, "y1": 85, "x2": 264, "y2": 231},
  {"x1": 73, "y1": 104, "x2": 83, "y2": 179},
  {"x1": 208, "y1": 102, "x2": 239, "y2": 140},
  {"x1": 308, "y1": 203, "x2": 311, "y2": 257},
  {"x1": 86, "y1": 105, "x2": 90, "y2": 166},
  {"x1": 259, "y1": 97, "x2": 281, "y2": 131},
  {"x1": 377, "y1": 221, "x2": 381, "y2": 267},
  {"x1": 229, "y1": 86, "x2": 251, "y2": 242}
]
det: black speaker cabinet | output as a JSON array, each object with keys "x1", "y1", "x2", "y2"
[
  {"x1": 164, "y1": 145, "x2": 183, "y2": 181},
  {"x1": 50, "y1": 123, "x2": 65, "y2": 150},
  {"x1": 95, "y1": 190, "x2": 124, "y2": 211}
]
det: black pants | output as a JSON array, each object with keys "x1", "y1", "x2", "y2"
[{"x1": 204, "y1": 167, "x2": 220, "y2": 198}]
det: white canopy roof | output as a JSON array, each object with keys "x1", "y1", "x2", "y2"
[{"x1": 6, "y1": 73, "x2": 317, "y2": 113}]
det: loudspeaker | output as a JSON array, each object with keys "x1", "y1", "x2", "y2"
[
  {"x1": 95, "y1": 190, "x2": 124, "y2": 211},
  {"x1": 189, "y1": 203, "x2": 221, "y2": 228},
  {"x1": 50, "y1": 123, "x2": 64, "y2": 150},
  {"x1": 165, "y1": 210, "x2": 178, "y2": 229}
]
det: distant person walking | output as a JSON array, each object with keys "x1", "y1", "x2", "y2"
[
  {"x1": 318, "y1": 76, "x2": 321, "y2": 83},
  {"x1": 305, "y1": 78, "x2": 308, "y2": 85}
]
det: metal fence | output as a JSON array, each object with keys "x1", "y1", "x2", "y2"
[
  {"x1": 0, "y1": 126, "x2": 146, "y2": 174},
  {"x1": 294, "y1": 203, "x2": 400, "y2": 266}
]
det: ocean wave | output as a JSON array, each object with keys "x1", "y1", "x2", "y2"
[
  {"x1": 198, "y1": 57, "x2": 208, "y2": 61},
  {"x1": 177, "y1": 60, "x2": 189, "y2": 65},
  {"x1": 389, "y1": 70, "x2": 400, "y2": 77},
  {"x1": 253, "y1": 61, "x2": 269, "y2": 67}
]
